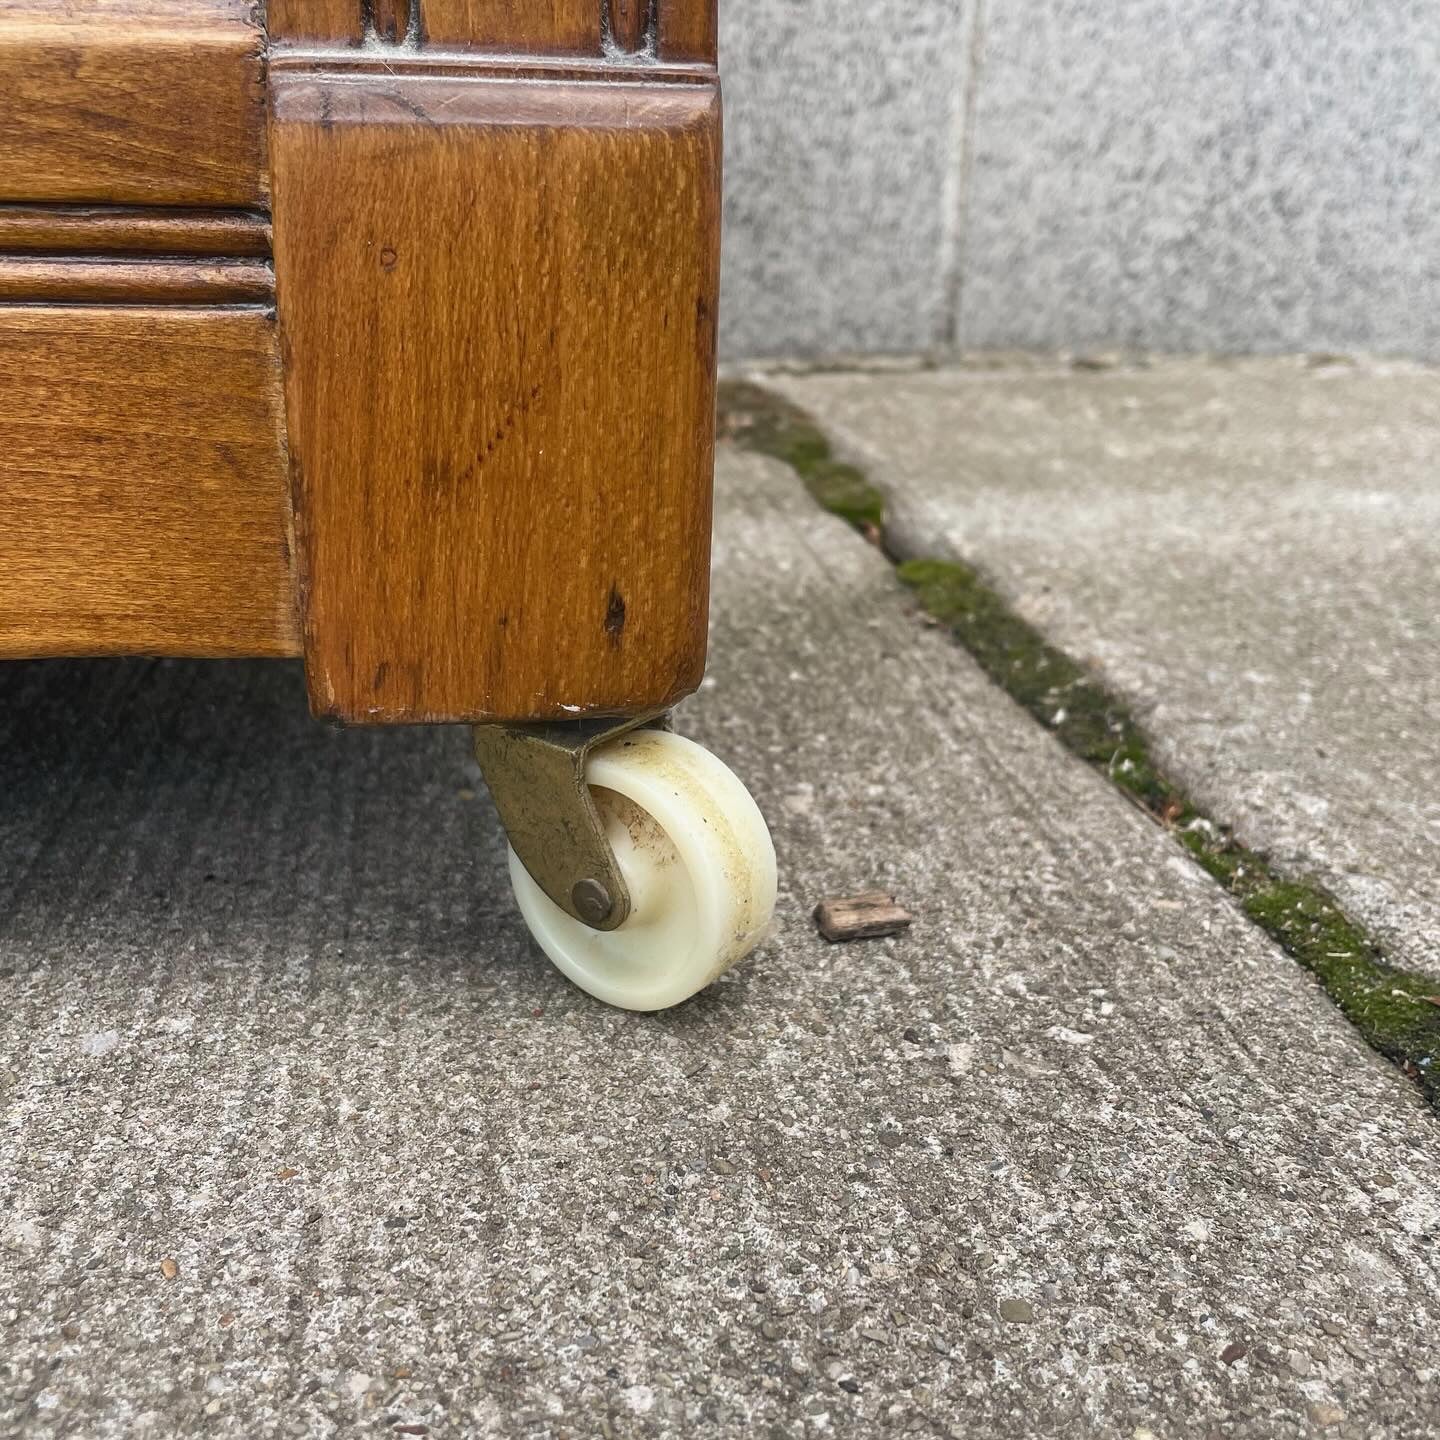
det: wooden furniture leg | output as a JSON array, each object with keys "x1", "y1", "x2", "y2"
[
  {"x1": 0, "y1": 0, "x2": 775, "y2": 1009},
  {"x1": 269, "y1": 68, "x2": 720, "y2": 726}
]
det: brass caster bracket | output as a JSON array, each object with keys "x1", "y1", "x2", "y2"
[{"x1": 471, "y1": 709, "x2": 672, "y2": 932}]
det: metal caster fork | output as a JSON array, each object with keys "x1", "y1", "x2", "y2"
[{"x1": 472, "y1": 712, "x2": 777, "y2": 1011}]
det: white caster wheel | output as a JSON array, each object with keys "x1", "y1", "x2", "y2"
[{"x1": 507, "y1": 730, "x2": 776, "y2": 1011}]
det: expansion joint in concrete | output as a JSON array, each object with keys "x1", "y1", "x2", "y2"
[{"x1": 718, "y1": 378, "x2": 1440, "y2": 1111}]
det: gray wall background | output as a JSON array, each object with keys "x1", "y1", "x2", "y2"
[{"x1": 718, "y1": 0, "x2": 1440, "y2": 361}]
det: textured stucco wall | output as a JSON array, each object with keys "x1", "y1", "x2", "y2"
[{"x1": 718, "y1": 0, "x2": 1440, "y2": 361}]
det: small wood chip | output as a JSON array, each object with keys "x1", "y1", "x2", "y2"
[
  {"x1": 813, "y1": 892, "x2": 912, "y2": 943},
  {"x1": 160, "y1": 1257, "x2": 179, "y2": 1280}
]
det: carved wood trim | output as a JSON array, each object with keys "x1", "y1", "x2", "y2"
[
  {"x1": 606, "y1": 0, "x2": 651, "y2": 54},
  {"x1": 420, "y1": 0, "x2": 600, "y2": 53},
  {"x1": 373, "y1": 0, "x2": 413, "y2": 42},
  {"x1": 267, "y1": 0, "x2": 716, "y2": 64},
  {"x1": 0, "y1": 205, "x2": 270, "y2": 256},
  {"x1": 0, "y1": 256, "x2": 274, "y2": 306},
  {"x1": 266, "y1": 0, "x2": 363, "y2": 43},
  {"x1": 0, "y1": 203, "x2": 273, "y2": 305},
  {"x1": 656, "y1": 0, "x2": 715, "y2": 63}
]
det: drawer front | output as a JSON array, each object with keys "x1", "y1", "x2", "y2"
[
  {"x1": 0, "y1": 305, "x2": 298, "y2": 659},
  {"x1": 0, "y1": 2, "x2": 266, "y2": 207}
]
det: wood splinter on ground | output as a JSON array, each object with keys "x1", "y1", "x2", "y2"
[{"x1": 814, "y1": 891, "x2": 913, "y2": 943}]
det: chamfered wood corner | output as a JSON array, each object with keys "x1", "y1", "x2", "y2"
[{"x1": 270, "y1": 73, "x2": 722, "y2": 725}]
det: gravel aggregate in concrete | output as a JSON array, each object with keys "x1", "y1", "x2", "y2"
[
  {"x1": 2, "y1": 446, "x2": 1438, "y2": 1437},
  {"x1": 773, "y1": 357, "x2": 1440, "y2": 979},
  {"x1": 956, "y1": 1, "x2": 1440, "y2": 360}
]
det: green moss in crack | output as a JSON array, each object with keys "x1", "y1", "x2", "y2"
[
  {"x1": 717, "y1": 381, "x2": 885, "y2": 532},
  {"x1": 1239, "y1": 880, "x2": 1440, "y2": 1105},
  {"x1": 723, "y1": 380, "x2": 1440, "y2": 1109},
  {"x1": 895, "y1": 558, "x2": 1188, "y2": 816},
  {"x1": 895, "y1": 554, "x2": 1440, "y2": 1109}
]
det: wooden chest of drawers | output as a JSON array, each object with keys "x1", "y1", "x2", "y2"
[
  {"x1": 0, "y1": 3, "x2": 778, "y2": 1012},
  {"x1": 0, "y1": 0, "x2": 720, "y2": 726}
]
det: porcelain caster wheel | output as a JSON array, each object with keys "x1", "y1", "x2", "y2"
[{"x1": 507, "y1": 730, "x2": 776, "y2": 1011}]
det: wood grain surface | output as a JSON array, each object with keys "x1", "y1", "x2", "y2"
[
  {"x1": 0, "y1": 307, "x2": 298, "y2": 658},
  {"x1": 266, "y1": 0, "x2": 713, "y2": 58},
  {"x1": 372, "y1": 0, "x2": 412, "y2": 41},
  {"x1": 0, "y1": 2, "x2": 267, "y2": 206},
  {"x1": 0, "y1": 257, "x2": 274, "y2": 306},
  {"x1": 271, "y1": 75, "x2": 721, "y2": 723},
  {"x1": 0, "y1": 204, "x2": 271, "y2": 256},
  {"x1": 657, "y1": 0, "x2": 715, "y2": 62},
  {"x1": 265, "y1": 0, "x2": 363, "y2": 42},
  {"x1": 420, "y1": 0, "x2": 600, "y2": 53},
  {"x1": 607, "y1": 0, "x2": 648, "y2": 52}
]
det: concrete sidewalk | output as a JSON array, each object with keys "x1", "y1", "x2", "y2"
[
  {"x1": 2, "y1": 445, "x2": 1438, "y2": 1438},
  {"x1": 773, "y1": 357, "x2": 1440, "y2": 981}
]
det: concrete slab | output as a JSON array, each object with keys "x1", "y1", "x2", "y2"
[
  {"x1": 2, "y1": 446, "x2": 1439, "y2": 1438},
  {"x1": 718, "y1": 0, "x2": 972, "y2": 359},
  {"x1": 771, "y1": 357, "x2": 1440, "y2": 981},
  {"x1": 956, "y1": 0, "x2": 1440, "y2": 360}
]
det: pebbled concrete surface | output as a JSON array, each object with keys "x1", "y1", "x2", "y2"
[
  {"x1": 718, "y1": 0, "x2": 972, "y2": 359},
  {"x1": 957, "y1": 0, "x2": 1440, "y2": 360},
  {"x1": 2, "y1": 446, "x2": 1440, "y2": 1438},
  {"x1": 771, "y1": 357, "x2": 1440, "y2": 980},
  {"x1": 717, "y1": 0, "x2": 1440, "y2": 361}
]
